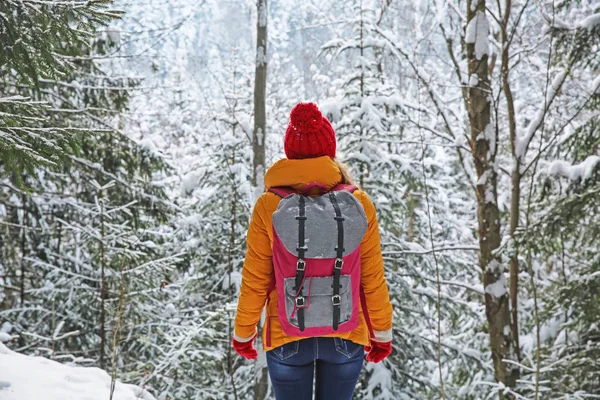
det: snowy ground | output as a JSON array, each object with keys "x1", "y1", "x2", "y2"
[{"x1": 0, "y1": 342, "x2": 154, "y2": 400}]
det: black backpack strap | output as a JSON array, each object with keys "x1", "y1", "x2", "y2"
[
  {"x1": 328, "y1": 192, "x2": 345, "y2": 331},
  {"x1": 294, "y1": 195, "x2": 307, "y2": 332}
]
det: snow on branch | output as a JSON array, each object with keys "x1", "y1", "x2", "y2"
[
  {"x1": 465, "y1": 11, "x2": 489, "y2": 60},
  {"x1": 376, "y1": 26, "x2": 460, "y2": 141},
  {"x1": 545, "y1": 11, "x2": 600, "y2": 30},
  {"x1": 516, "y1": 69, "x2": 569, "y2": 160},
  {"x1": 548, "y1": 155, "x2": 600, "y2": 182},
  {"x1": 578, "y1": 12, "x2": 600, "y2": 29}
]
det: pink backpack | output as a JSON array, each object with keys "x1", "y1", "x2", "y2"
[{"x1": 265, "y1": 183, "x2": 372, "y2": 344}]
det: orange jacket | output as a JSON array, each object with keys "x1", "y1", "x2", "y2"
[{"x1": 234, "y1": 156, "x2": 393, "y2": 351}]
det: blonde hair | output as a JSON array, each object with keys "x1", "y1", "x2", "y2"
[{"x1": 333, "y1": 158, "x2": 358, "y2": 186}]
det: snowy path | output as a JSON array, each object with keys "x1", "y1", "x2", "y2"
[{"x1": 0, "y1": 342, "x2": 154, "y2": 400}]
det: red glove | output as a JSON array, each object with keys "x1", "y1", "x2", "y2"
[
  {"x1": 365, "y1": 341, "x2": 392, "y2": 363},
  {"x1": 232, "y1": 333, "x2": 258, "y2": 360}
]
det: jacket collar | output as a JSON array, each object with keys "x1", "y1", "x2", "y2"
[{"x1": 264, "y1": 156, "x2": 342, "y2": 192}]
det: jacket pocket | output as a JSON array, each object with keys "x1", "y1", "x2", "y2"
[
  {"x1": 271, "y1": 340, "x2": 300, "y2": 361},
  {"x1": 333, "y1": 337, "x2": 363, "y2": 358}
]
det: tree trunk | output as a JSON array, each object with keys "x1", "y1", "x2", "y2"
[
  {"x1": 358, "y1": 0, "x2": 365, "y2": 188},
  {"x1": 407, "y1": 203, "x2": 415, "y2": 242},
  {"x1": 465, "y1": 1, "x2": 518, "y2": 397},
  {"x1": 252, "y1": 0, "x2": 267, "y2": 192},
  {"x1": 228, "y1": 172, "x2": 239, "y2": 400},
  {"x1": 508, "y1": 169, "x2": 521, "y2": 359},
  {"x1": 254, "y1": 363, "x2": 269, "y2": 400},
  {"x1": 501, "y1": 0, "x2": 522, "y2": 363},
  {"x1": 99, "y1": 198, "x2": 107, "y2": 369},
  {"x1": 253, "y1": 1, "x2": 269, "y2": 398},
  {"x1": 19, "y1": 196, "x2": 27, "y2": 307}
]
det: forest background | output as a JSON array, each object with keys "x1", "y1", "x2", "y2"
[{"x1": 1, "y1": 0, "x2": 599, "y2": 399}]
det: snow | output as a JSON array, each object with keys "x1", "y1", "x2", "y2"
[
  {"x1": 547, "y1": 13, "x2": 574, "y2": 30},
  {"x1": 577, "y1": 13, "x2": 600, "y2": 30},
  {"x1": 9, "y1": 0, "x2": 595, "y2": 397},
  {"x1": 0, "y1": 322, "x2": 13, "y2": 334},
  {"x1": 0, "y1": 342, "x2": 155, "y2": 400},
  {"x1": 365, "y1": 362, "x2": 394, "y2": 398},
  {"x1": 256, "y1": 45, "x2": 267, "y2": 67},
  {"x1": 476, "y1": 124, "x2": 496, "y2": 158},
  {"x1": 548, "y1": 155, "x2": 600, "y2": 182},
  {"x1": 256, "y1": 127, "x2": 264, "y2": 146},
  {"x1": 255, "y1": 164, "x2": 265, "y2": 197},
  {"x1": 476, "y1": 170, "x2": 488, "y2": 185},
  {"x1": 485, "y1": 273, "x2": 507, "y2": 298},
  {"x1": 162, "y1": 303, "x2": 177, "y2": 318},
  {"x1": 0, "y1": 332, "x2": 15, "y2": 343},
  {"x1": 465, "y1": 11, "x2": 489, "y2": 60},
  {"x1": 319, "y1": 99, "x2": 342, "y2": 122},
  {"x1": 257, "y1": 0, "x2": 267, "y2": 27},
  {"x1": 180, "y1": 169, "x2": 204, "y2": 196},
  {"x1": 520, "y1": 317, "x2": 565, "y2": 354},
  {"x1": 138, "y1": 138, "x2": 158, "y2": 154},
  {"x1": 516, "y1": 70, "x2": 568, "y2": 159},
  {"x1": 590, "y1": 73, "x2": 600, "y2": 94},
  {"x1": 221, "y1": 271, "x2": 242, "y2": 294},
  {"x1": 106, "y1": 25, "x2": 121, "y2": 44},
  {"x1": 468, "y1": 73, "x2": 479, "y2": 87}
]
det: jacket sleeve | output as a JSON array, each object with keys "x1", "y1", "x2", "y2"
[
  {"x1": 356, "y1": 191, "x2": 394, "y2": 343},
  {"x1": 234, "y1": 194, "x2": 273, "y2": 341}
]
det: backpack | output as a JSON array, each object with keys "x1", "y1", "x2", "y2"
[{"x1": 266, "y1": 182, "x2": 370, "y2": 342}]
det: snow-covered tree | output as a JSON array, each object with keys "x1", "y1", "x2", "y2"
[
  {"x1": 3, "y1": 0, "x2": 599, "y2": 399},
  {"x1": 0, "y1": 0, "x2": 126, "y2": 184}
]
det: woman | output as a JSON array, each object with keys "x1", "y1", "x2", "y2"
[{"x1": 233, "y1": 102, "x2": 394, "y2": 400}]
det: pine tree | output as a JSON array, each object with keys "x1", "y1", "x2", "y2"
[
  {"x1": 0, "y1": 0, "x2": 124, "y2": 184},
  {"x1": 317, "y1": 1, "x2": 491, "y2": 398},
  {"x1": 520, "y1": 1, "x2": 600, "y2": 397},
  {"x1": 0, "y1": 0, "x2": 180, "y2": 386}
]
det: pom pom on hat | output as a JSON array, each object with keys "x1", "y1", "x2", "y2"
[
  {"x1": 289, "y1": 102, "x2": 322, "y2": 132},
  {"x1": 284, "y1": 102, "x2": 336, "y2": 160}
]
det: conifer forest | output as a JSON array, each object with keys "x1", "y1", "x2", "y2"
[{"x1": 1, "y1": 0, "x2": 600, "y2": 399}]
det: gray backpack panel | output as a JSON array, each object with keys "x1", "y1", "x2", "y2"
[
  {"x1": 272, "y1": 191, "x2": 368, "y2": 259},
  {"x1": 283, "y1": 275, "x2": 353, "y2": 328}
]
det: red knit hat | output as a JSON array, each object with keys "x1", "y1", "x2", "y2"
[{"x1": 284, "y1": 102, "x2": 336, "y2": 160}]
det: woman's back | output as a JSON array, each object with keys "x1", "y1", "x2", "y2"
[{"x1": 235, "y1": 155, "x2": 393, "y2": 351}]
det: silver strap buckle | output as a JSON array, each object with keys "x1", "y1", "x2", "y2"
[
  {"x1": 332, "y1": 295, "x2": 341, "y2": 306},
  {"x1": 296, "y1": 260, "x2": 306, "y2": 271},
  {"x1": 334, "y1": 258, "x2": 343, "y2": 270}
]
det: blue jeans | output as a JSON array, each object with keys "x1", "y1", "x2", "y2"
[{"x1": 266, "y1": 337, "x2": 364, "y2": 400}]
